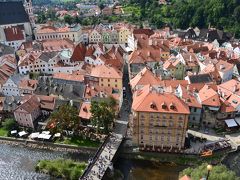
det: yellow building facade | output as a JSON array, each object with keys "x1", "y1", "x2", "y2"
[
  {"x1": 118, "y1": 27, "x2": 131, "y2": 44},
  {"x1": 99, "y1": 77, "x2": 122, "y2": 90}
]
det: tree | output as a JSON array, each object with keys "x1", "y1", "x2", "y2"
[
  {"x1": 179, "y1": 163, "x2": 239, "y2": 180},
  {"x1": 47, "y1": 104, "x2": 79, "y2": 134},
  {"x1": 90, "y1": 97, "x2": 117, "y2": 134},
  {"x1": 64, "y1": 15, "x2": 74, "y2": 25},
  {"x1": 2, "y1": 118, "x2": 17, "y2": 131}
]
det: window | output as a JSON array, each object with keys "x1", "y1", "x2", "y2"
[
  {"x1": 108, "y1": 79, "x2": 110, "y2": 82},
  {"x1": 115, "y1": 79, "x2": 117, "y2": 82}
]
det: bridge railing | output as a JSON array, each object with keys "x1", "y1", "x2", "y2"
[{"x1": 79, "y1": 134, "x2": 111, "y2": 179}]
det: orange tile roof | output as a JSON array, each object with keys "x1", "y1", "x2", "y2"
[
  {"x1": 132, "y1": 85, "x2": 190, "y2": 114},
  {"x1": 42, "y1": 39, "x2": 75, "y2": 51},
  {"x1": 90, "y1": 65, "x2": 122, "y2": 79},
  {"x1": 19, "y1": 79, "x2": 38, "y2": 91},
  {"x1": 53, "y1": 72, "x2": 84, "y2": 82},
  {"x1": 79, "y1": 102, "x2": 91, "y2": 120},
  {"x1": 84, "y1": 85, "x2": 120, "y2": 101},
  {"x1": 37, "y1": 95, "x2": 55, "y2": 111},
  {"x1": 130, "y1": 67, "x2": 162, "y2": 89},
  {"x1": 220, "y1": 98, "x2": 236, "y2": 113},
  {"x1": 163, "y1": 80, "x2": 188, "y2": 89},
  {"x1": 216, "y1": 60, "x2": 234, "y2": 72},
  {"x1": 218, "y1": 79, "x2": 240, "y2": 97},
  {"x1": 198, "y1": 85, "x2": 220, "y2": 107},
  {"x1": 178, "y1": 85, "x2": 202, "y2": 108}
]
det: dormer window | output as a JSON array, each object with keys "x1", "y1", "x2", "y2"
[
  {"x1": 161, "y1": 102, "x2": 167, "y2": 109},
  {"x1": 150, "y1": 102, "x2": 156, "y2": 109},
  {"x1": 170, "y1": 103, "x2": 175, "y2": 110}
]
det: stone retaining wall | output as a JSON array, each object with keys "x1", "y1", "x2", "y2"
[{"x1": 0, "y1": 136, "x2": 97, "y2": 154}]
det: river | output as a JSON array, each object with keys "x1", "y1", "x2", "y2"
[
  {"x1": 1, "y1": 143, "x2": 239, "y2": 180},
  {"x1": 113, "y1": 158, "x2": 186, "y2": 180},
  {"x1": 0, "y1": 144, "x2": 92, "y2": 180},
  {"x1": 0, "y1": 143, "x2": 185, "y2": 180}
]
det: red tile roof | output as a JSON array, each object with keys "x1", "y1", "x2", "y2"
[
  {"x1": 79, "y1": 102, "x2": 91, "y2": 120},
  {"x1": 198, "y1": 85, "x2": 220, "y2": 107},
  {"x1": 4, "y1": 25, "x2": 25, "y2": 41},
  {"x1": 70, "y1": 43, "x2": 87, "y2": 62},
  {"x1": 130, "y1": 67, "x2": 162, "y2": 89},
  {"x1": 132, "y1": 85, "x2": 190, "y2": 114}
]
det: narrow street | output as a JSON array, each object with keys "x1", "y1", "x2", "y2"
[{"x1": 114, "y1": 63, "x2": 132, "y2": 135}]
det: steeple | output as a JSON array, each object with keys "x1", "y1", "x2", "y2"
[{"x1": 23, "y1": 0, "x2": 35, "y2": 27}]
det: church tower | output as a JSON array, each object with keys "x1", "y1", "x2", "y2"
[{"x1": 23, "y1": 0, "x2": 35, "y2": 27}]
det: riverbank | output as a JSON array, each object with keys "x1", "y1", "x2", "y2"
[
  {"x1": 36, "y1": 158, "x2": 87, "y2": 179},
  {"x1": 0, "y1": 136, "x2": 97, "y2": 154}
]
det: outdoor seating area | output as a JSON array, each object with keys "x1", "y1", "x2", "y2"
[{"x1": 10, "y1": 130, "x2": 61, "y2": 142}]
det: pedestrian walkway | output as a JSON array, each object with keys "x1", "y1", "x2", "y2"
[
  {"x1": 188, "y1": 129, "x2": 223, "y2": 141},
  {"x1": 80, "y1": 133, "x2": 123, "y2": 180}
]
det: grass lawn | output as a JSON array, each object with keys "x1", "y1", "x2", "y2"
[
  {"x1": 0, "y1": 128, "x2": 8, "y2": 137},
  {"x1": 56, "y1": 136, "x2": 100, "y2": 148},
  {"x1": 36, "y1": 159, "x2": 87, "y2": 180}
]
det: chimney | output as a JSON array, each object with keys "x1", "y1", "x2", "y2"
[
  {"x1": 187, "y1": 85, "x2": 190, "y2": 91},
  {"x1": 189, "y1": 55, "x2": 192, "y2": 62},
  {"x1": 37, "y1": 97, "x2": 41, "y2": 103},
  {"x1": 147, "y1": 51, "x2": 150, "y2": 57}
]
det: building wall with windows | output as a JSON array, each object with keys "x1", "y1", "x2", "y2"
[
  {"x1": 99, "y1": 77, "x2": 122, "y2": 89},
  {"x1": 132, "y1": 111, "x2": 189, "y2": 149}
]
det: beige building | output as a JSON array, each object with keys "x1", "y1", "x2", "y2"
[
  {"x1": 132, "y1": 85, "x2": 190, "y2": 152},
  {"x1": 89, "y1": 29, "x2": 102, "y2": 44},
  {"x1": 35, "y1": 24, "x2": 82, "y2": 43},
  {"x1": 90, "y1": 65, "x2": 123, "y2": 90},
  {"x1": 118, "y1": 26, "x2": 131, "y2": 44}
]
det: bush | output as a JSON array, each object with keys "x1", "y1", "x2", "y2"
[{"x1": 36, "y1": 159, "x2": 87, "y2": 180}]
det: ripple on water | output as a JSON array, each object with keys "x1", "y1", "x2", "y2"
[{"x1": 0, "y1": 144, "x2": 84, "y2": 180}]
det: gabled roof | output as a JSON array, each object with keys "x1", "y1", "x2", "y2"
[
  {"x1": 132, "y1": 85, "x2": 190, "y2": 114},
  {"x1": 4, "y1": 25, "x2": 25, "y2": 41},
  {"x1": 19, "y1": 79, "x2": 38, "y2": 91},
  {"x1": 198, "y1": 85, "x2": 220, "y2": 107},
  {"x1": 90, "y1": 65, "x2": 122, "y2": 79},
  {"x1": 130, "y1": 67, "x2": 162, "y2": 89},
  {"x1": 70, "y1": 43, "x2": 86, "y2": 62},
  {"x1": 0, "y1": 2, "x2": 30, "y2": 25},
  {"x1": 133, "y1": 29, "x2": 154, "y2": 37},
  {"x1": 14, "y1": 95, "x2": 40, "y2": 114},
  {"x1": 79, "y1": 101, "x2": 91, "y2": 120}
]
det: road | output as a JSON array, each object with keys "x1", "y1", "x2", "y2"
[{"x1": 114, "y1": 63, "x2": 132, "y2": 135}]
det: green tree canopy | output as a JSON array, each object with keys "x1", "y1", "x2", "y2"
[
  {"x1": 64, "y1": 15, "x2": 74, "y2": 25},
  {"x1": 179, "y1": 163, "x2": 239, "y2": 180},
  {"x1": 2, "y1": 118, "x2": 17, "y2": 131},
  {"x1": 90, "y1": 97, "x2": 117, "y2": 134},
  {"x1": 48, "y1": 104, "x2": 79, "y2": 133}
]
